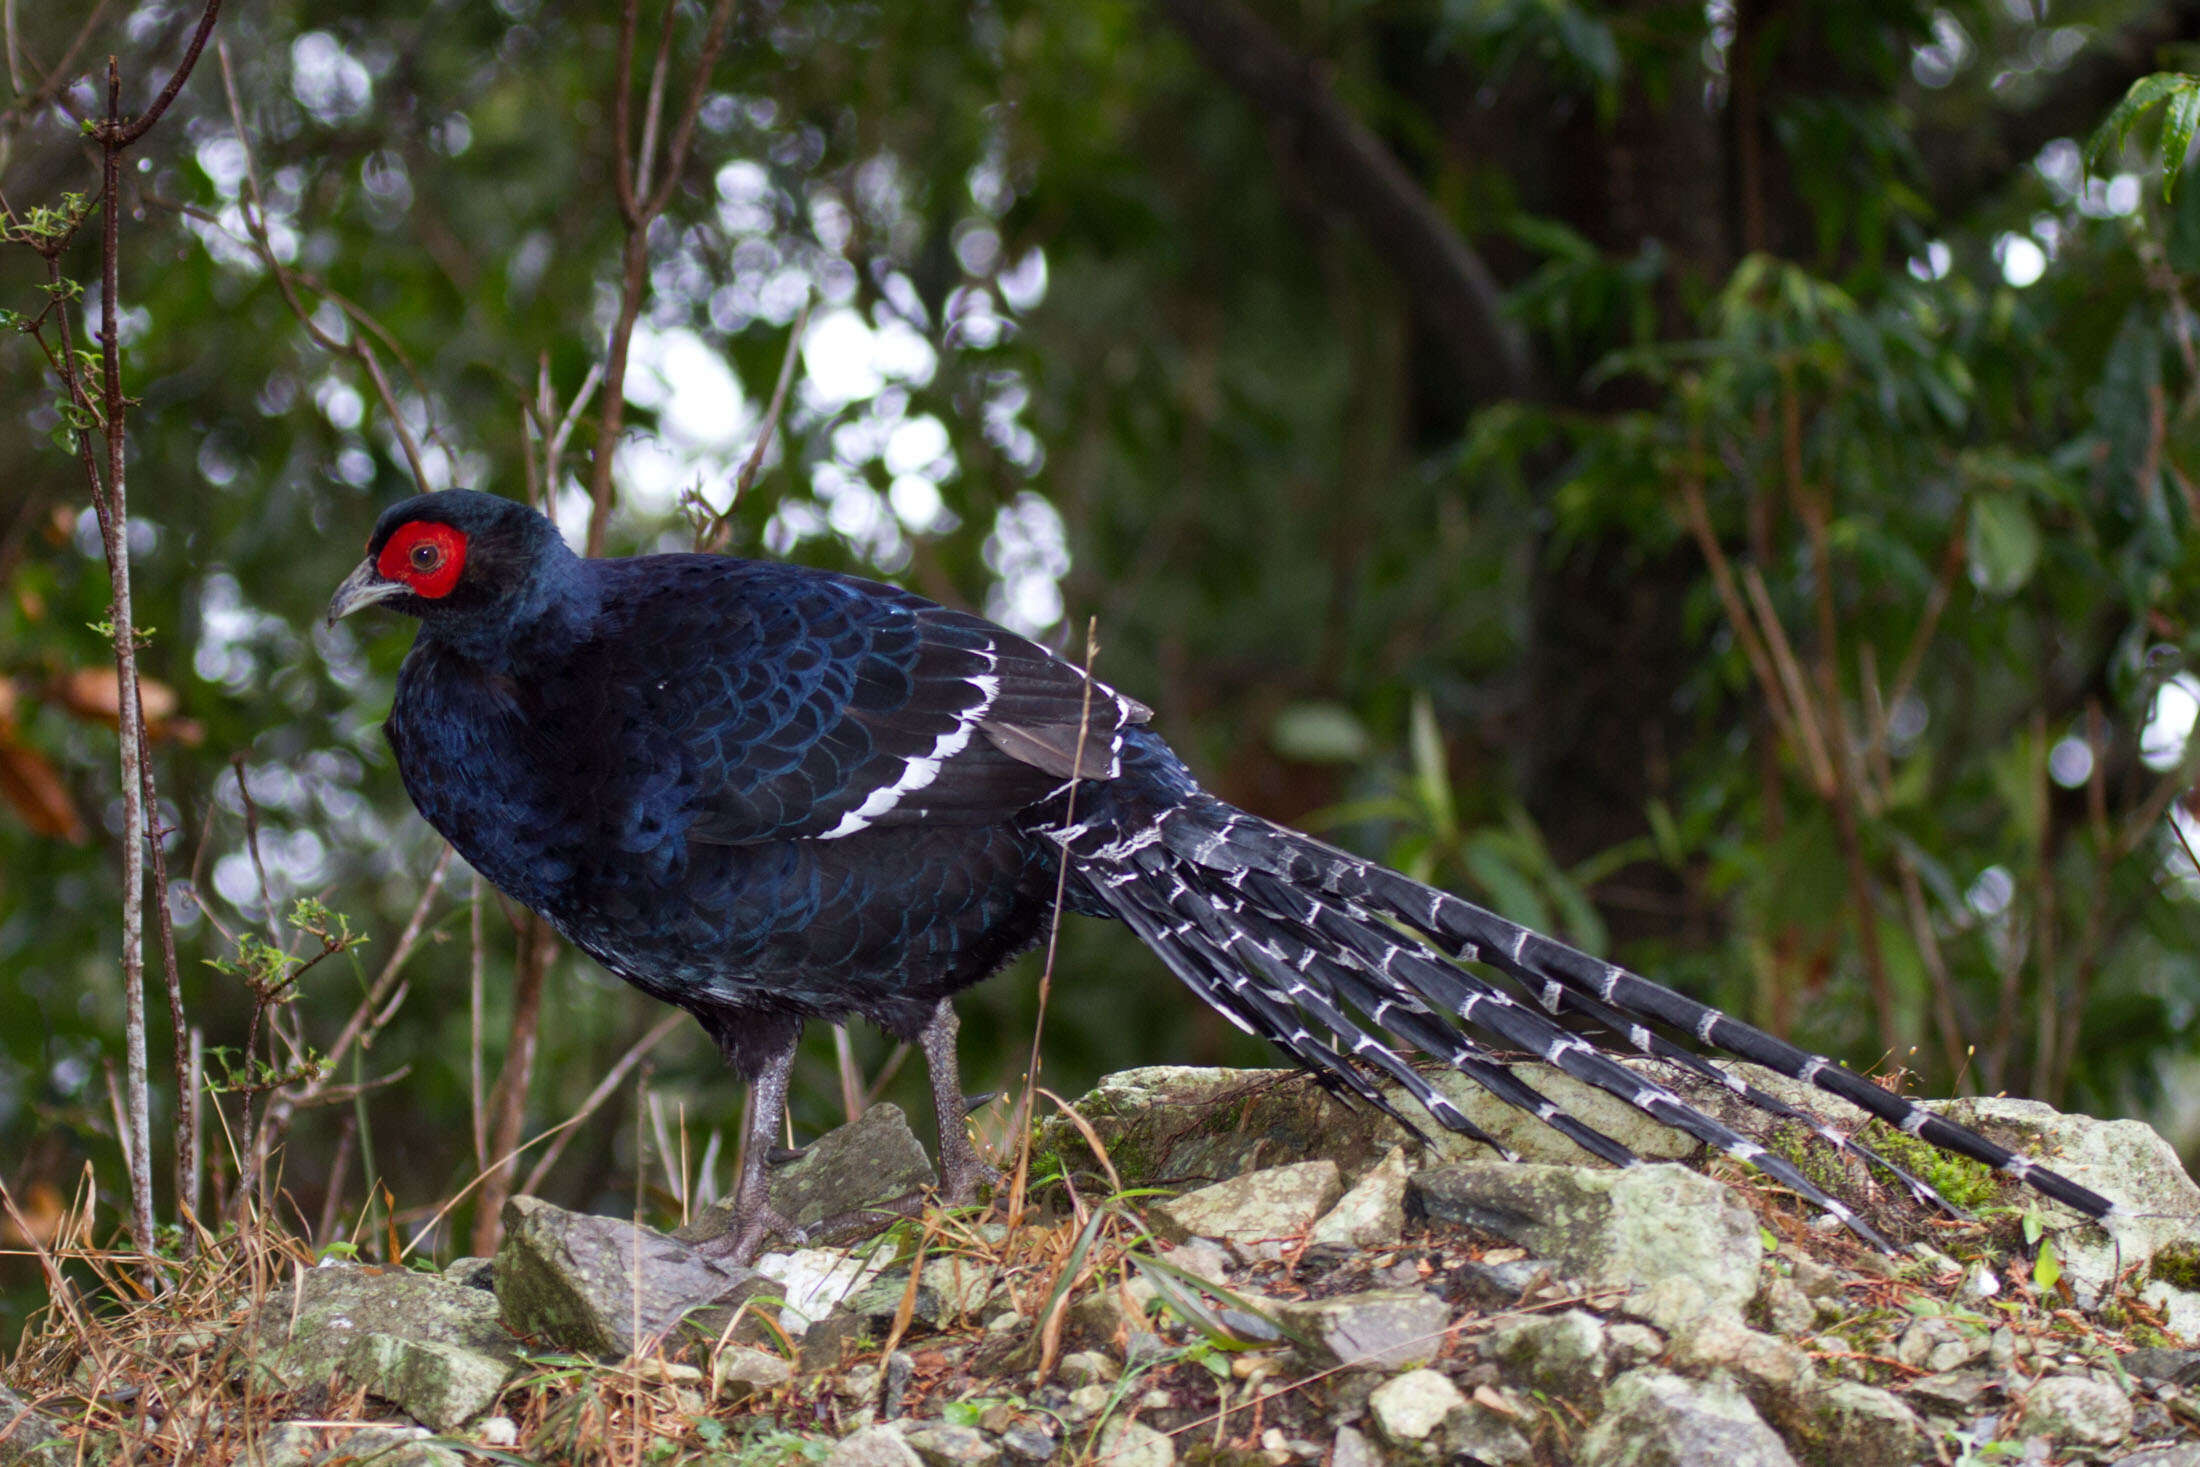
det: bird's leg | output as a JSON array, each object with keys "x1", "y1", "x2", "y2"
[
  {"x1": 919, "y1": 998, "x2": 1000, "y2": 1205},
  {"x1": 696, "y1": 1036, "x2": 803, "y2": 1268}
]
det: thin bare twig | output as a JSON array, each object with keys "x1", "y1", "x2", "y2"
[
  {"x1": 472, "y1": 913, "x2": 557, "y2": 1255},
  {"x1": 0, "y1": 0, "x2": 112, "y2": 129},
  {"x1": 215, "y1": 45, "x2": 433, "y2": 493},
  {"x1": 319, "y1": 846, "x2": 455, "y2": 1076},
  {"x1": 831, "y1": 1027, "x2": 864, "y2": 1124},
  {"x1": 1868, "y1": 507, "x2": 1969, "y2": 761},
  {"x1": 113, "y1": 0, "x2": 221, "y2": 145},
  {"x1": 516, "y1": 1011, "x2": 688, "y2": 1198},
  {"x1": 2028, "y1": 711, "x2": 2061, "y2": 1096},
  {"x1": 586, "y1": 0, "x2": 740, "y2": 556},
  {"x1": 32, "y1": 7, "x2": 226, "y2": 1249},
  {"x1": 471, "y1": 874, "x2": 488, "y2": 1172},
  {"x1": 139, "y1": 721, "x2": 193, "y2": 1240},
  {"x1": 98, "y1": 52, "x2": 158, "y2": 1258},
  {"x1": 1781, "y1": 380, "x2": 1898, "y2": 1061},
  {"x1": 695, "y1": 295, "x2": 811, "y2": 553},
  {"x1": 1740, "y1": 564, "x2": 1838, "y2": 798}
]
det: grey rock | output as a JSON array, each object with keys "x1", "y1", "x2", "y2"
[
  {"x1": 849, "y1": 1253, "x2": 998, "y2": 1328},
  {"x1": 826, "y1": 1426, "x2": 927, "y2": 1467},
  {"x1": 1666, "y1": 1313, "x2": 1812, "y2": 1401},
  {"x1": 1150, "y1": 1161, "x2": 1341, "y2": 1253},
  {"x1": 1275, "y1": 1288, "x2": 1451, "y2": 1371},
  {"x1": 441, "y1": 1255, "x2": 494, "y2": 1290},
  {"x1": 1891, "y1": 1315, "x2": 1988, "y2": 1373},
  {"x1": 1095, "y1": 1418, "x2": 1175, "y2": 1467},
  {"x1": 300, "y1": 1425, "x2": 464, "y2": 1467},
  {"x1": 339, "y1": 1330, "x2": 512, "y2": 1430},
  {"x1": 2118, "y1": 1446, "x2": 2200, "y2": 1467},
  {"x1": 2123, "y1": 1347, "x2": 2200, "y2": 1385},
  {"x1": 801, "y1": 1306, "x2": 877, "y2": 1365},
  {"x1": 1046, "y1": 1064, "x2": 1705, "y2": 1195},
  {"x1": 1161, "y1": 1237, "x2": 1234, "y2": 1287},
  {"x1": 250, "y1": 1423, "x2": 321, "y2": 1467},
  {"x1": 684, "y1": 1103, "x2": 937, "y2": 1250},
  {"x1": 2018, "y1": 1373, "x2": 2132, "y2": 1448},
  {"x1": 1924, "y1": 1095, "x2": 2200, "y2": 1327},
  {"x1": 1039, "y1": 1067, "x2": 1412, "y2": 1188},
  {"x1": 1368, "y1": 1368, "x2": 1465, "y2": 1443},
  {"x1": 1058, "y1": 1350, "x2": 1119, "y2": 1387},
  {"x1": 754, "y1": 1245, "x2": 893, "y2": 1336},
  {"x1": 1410, "y1": 1163, "x2": 1761, "y2": 1319},
  {"x1": 1060, "y1": 1384, "x2": 1110, "y2": 1425},
  {"x1": 494, "y1": 1195, "x2": 771, "y2": 1357},
  {"x1": 236, "y1": 1261, "x2": 520, "y2": 1393},
  {"x1": 1449, "y1": 1402, "x2": 1536, "y2": 1465},
  {"x1": 1605, "y1": 1322, "x2": 1663, "y2": 1372},
  {"x1": 1906, "y1": 1370, "x2": 1996, "y2": 1414},
  {"x1": 0, "y1": 1385, "x2": 67, "y2": 1467},
  {"x1": 1576, "y1": 1369, "x2": 1799, "y2": 1467},
  {"x1": 1782, "y1": 1380, "x2": 1926, "y2": 1467},
  {"x1": 1329, "y1": 1425, "x2": 1381, "y2": 1467},
  {"x1": 1487, "y1": 1308, "x2": 1606, "y2": 1402},
  {"x1": 1308, "y1": 1146, "x2": 1409, "y2": 1250},
  {"x1": 1784, "y1": 1254, "x2": 1839, "y2": 1299},
  {"x1": 902, "y1": 1422, "x2": 1001, "y2": 1467},
  {"x1": 1069, "y1": 1274, "x2": 1158, "y2": 1347},
  {"x1": 1757, "y1": 1275, "x2": 1816, "y2": 1337},
  {"x1": 713, "y1": 1343, "x2": 794, "y2": 1403},
  {"x1": 998, "y1": 1419, "x2": 1059, "y2": 1461},
  {"x1": 1450, "y1": 1256, "x2": 1554, "y2": 1310},
  {"x1": 1411, "y1": 1064, "x2": 1707, "y2": 1170}
]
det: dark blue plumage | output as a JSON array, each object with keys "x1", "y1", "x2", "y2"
[{"x1": 330, "y1": 490, "x2": 2115, "y2": 1263}]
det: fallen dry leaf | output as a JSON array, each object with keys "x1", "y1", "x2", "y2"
[
  {"x1": 51, "y1": 666, "x2": 200, "y2": 742},
  {"x1": 0, "y1": 732, "x2": 85, "y2": 843}
]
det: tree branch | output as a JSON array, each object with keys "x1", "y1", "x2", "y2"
[{"x1": 1155, "y1": 0, "x2": 1534, "y2": 403}]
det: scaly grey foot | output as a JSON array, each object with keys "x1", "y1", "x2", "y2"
[{"x1": 693, "y1": 1201, "x2": 806, "y2": 1269}]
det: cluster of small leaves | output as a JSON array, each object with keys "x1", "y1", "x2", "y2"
[{"x1": 2092, "y1": 73, "x2": 2200, "y2": 199}]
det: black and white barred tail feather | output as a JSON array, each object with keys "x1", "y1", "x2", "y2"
[{"x1": 1064, "y1": 792, "x2": 2116, "y2": 1247}]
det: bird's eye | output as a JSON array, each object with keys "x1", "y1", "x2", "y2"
[{"x1": 411, "y1": 542, "x2": 442, "y2": 572}]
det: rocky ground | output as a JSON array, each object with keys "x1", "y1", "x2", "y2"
[{"x1": 6, "y1": 1060, "x2": 2200, "y2": 1465}]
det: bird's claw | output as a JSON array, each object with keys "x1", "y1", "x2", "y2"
[
  {"x1": 693, "y1": 1201, "x2": 804, "y2": 1269},
  {"x1": 939, "y1": 1157, "x2": 1004, "y2": 1208}
]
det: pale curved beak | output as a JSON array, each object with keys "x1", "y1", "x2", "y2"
[{"x1": 326, "y1": 559, "x2": 404, "y2": 627}]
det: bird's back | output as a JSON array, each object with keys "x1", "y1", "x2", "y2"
[{"x1": 383, "y1": 552, "x2": 1112, "y2": 1037}]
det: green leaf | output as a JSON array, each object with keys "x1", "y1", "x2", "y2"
[
  {"x1": 2165, "y1": 86, "x2": 2200, "y2": 199},
  {"x1": 1269, "y1": 702, "x2": 1372, "y2": 763},
  {"x1": 2033, "y1": 1238, "x2": 2062, "y2": 1294},
  {"x1": 2087, "y1": 73, "x2": 2199, "y2": 170},
  {"x1": 1408, "y1": 693, "x2": 1457, "y2": 842},
  {"x1": 1965, "y1": 490, "x2": 2039, "y2": 596},
  {"x1": 1462, "y1": 835, "x2": 1553, "y2": 932}
]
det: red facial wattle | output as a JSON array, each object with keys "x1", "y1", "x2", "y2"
[{"x1": 376, "y1": 521, "x2": 468, "y2": 600}]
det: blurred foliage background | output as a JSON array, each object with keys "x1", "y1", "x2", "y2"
[{"x1": 9, "y1": 0, "x2": 2200, "y2": 1333}]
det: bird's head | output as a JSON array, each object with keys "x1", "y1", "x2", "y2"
[{"x1": 326, "y1": 490, "x2": 576, "y2": 638}]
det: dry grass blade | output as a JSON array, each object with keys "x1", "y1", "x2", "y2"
[
  {"x1": 1008, "y1": 616, "x2": 1102, "y2": 1227},
  {"x1": 517, "y1": 1009, "x2": 687, "y2": 1199},
  {"x1": 1031, "y1": 1200, "x2": 1111, "y2": 1384},
  {"x1": 1035, "y1": 1086, "x2": 1122, "y2": 1197}
]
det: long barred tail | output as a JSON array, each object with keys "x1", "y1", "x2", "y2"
[{"x1": 1059, "y1": 791, "x2": 2115, "y2": 1249}]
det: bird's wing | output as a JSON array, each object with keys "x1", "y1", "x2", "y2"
[{"x1": 596, "y1": 556, "x2": 1146, "y2": 846}]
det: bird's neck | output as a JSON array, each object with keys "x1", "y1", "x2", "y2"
[{"x1": 420, "y1": 555, "x2": 600, "y2": 672}]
